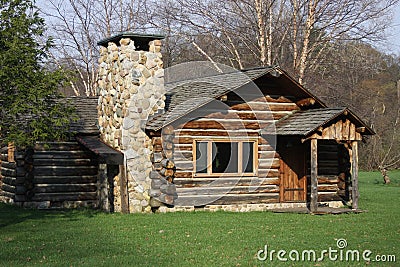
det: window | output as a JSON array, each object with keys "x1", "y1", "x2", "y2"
[{"x1": 194, "y1": 139, "x2": 257, "y2": 176}]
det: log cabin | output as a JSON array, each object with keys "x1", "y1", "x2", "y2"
[{"x1": 0, "y1": 32, "x2": 374, "y2": 213}]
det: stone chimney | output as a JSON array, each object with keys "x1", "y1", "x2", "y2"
[{"x1": 96, "y1": 33, "x2": 165, "y2": 213}]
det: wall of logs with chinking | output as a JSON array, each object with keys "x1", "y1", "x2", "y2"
[
  {"x1": 171, "y1": 90, "x2": 302, "y2": 206},
  {"x1": 316, "y1": 141, "x2": 351, "y2": 203},
  {"x1": 0, "y1": 142, "x2": 100, "y2": 209},
  {"x1": 96, "y1": 37, "x2": 168, "y2": 212}
]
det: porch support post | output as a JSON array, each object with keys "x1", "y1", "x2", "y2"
[
  {"x1": 351, "y1": 141, "x2": 359, "y2": 210},
  {"x1": 119, "y1": 164, "x2": 130, "y2": 213},
  {"x1": 310, "y1": 138, "x2": 318, "y2": 213}
]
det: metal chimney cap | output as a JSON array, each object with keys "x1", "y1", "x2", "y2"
[{"x1": 97, "y1": 32, "x2": 165, "y2": 50}]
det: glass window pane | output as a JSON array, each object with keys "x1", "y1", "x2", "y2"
[
  {"x1": 196, "y1": 142, "x2": 208, "y2": 173},
  {"x1": 212, "y1": 142, "x2": 238, "y2": 173},
  {"x1": 242, "y1": 142, "x2": 254, "y2": 173}
]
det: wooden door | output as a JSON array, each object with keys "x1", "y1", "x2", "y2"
[{"x1": 279, "y1": 143, "x2": 307, "y2": 202}]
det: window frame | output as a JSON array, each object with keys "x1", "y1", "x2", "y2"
[{"x1": 193, "y1": 138, "x2": 258, "y2": 177}]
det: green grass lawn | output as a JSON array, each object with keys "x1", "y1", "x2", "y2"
[{"x1": 0, "y1": 171, "x2": 399, "y2": 267}]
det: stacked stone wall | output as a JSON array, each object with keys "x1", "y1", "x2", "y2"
[{"x1": 97, "y1": 37, "x2": 165, "y2": 212}]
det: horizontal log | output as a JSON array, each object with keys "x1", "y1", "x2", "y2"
[
  {"x1": 205, "y1": 111, "x2": 277, "y2": 121},
  {"x1": 32, "y1": 151, "x2": 94, "y2": 159},
  {"x1": 175, "y1": 130, "x2": 260, "y2": 138},
  {"x1": 258, "y1": 158, "x2": 280, "y2": 169},
  {"x1": 1, "y1": 168, "x2": 16, "y2": 177},
  {"x1": 1, "y1": 183, "x2": 16, "y2": 193},
  {"x1": 258, "y1": 144, "x2": 275, "y2": 151},
  {"x1": 257, "y1": 169, "x2": 280, "y2": 178},
  {"x1": 174, "y1": 151, "x2": 193, "y2": 161},
  {"x1": 175, "y1": 145, "x2": 193, "y2": 151},
  {"x1": 33, "y1": 175, "x2": 98, "y2": 184},
  {"x1": 181, "y1": 120, "x2": 272, "y2": 131},
  {"x1": 31, "y1": 192, "x2": 98, "y2": 201},
  {"x1": 317, "y1": 176, "x2": 340, "y2": 184},
  {"x1": 318, "y1": 193, "x2": 342, "y2": 202},
  {"x1": 318, "y1": 185, "x2": 339, "y2": 192},
  {"x1": 175, "y1": 193, "x2": 279, "y2": 206},
  {"x1": 33, "y1": 166, "x2": 98, "y2": 176},
  {"x1": 1, "y1": 161, "x2": 16, "y2": 169},
  {"x1": 33, "y1": 158, "x2": 98, "y2": 166},
  {"x1": 175, "y1": 161, "x2": 193, "y2": 171},
  {"x1": 34, "y1": 142, "x2": 82, "y2": 151},
  {"x1": 318, "y1": 160, "x2": 339, "y2": 168},
  {"x1": 0, "y1": 190, "x2": 15, "y2": 199},
  {"x1": 315, "y1": 167, "x2": 339, "y2": 176},
  {"x1": 176, "y1": 185, "x2": 279, "y2": 196},
  {"x1": 32, "y1": 184, "x2": 97, "y2": 193},
  {"x1": 230, "y1": 102, "x2": 299, "y2": 112},
  {"x1": 174, "y1": 177, "x2": 280, "y2": 187},
  {"x1": 2, "y1": 176, "x2": 17, "y2": 186},
  {"x1": 174, "y1": 171, "x2": 193, "y2": 178},
  {"x1": 258, "y1": 151, "x2": 279, "y2": 159}
]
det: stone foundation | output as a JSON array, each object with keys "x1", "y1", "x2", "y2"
[{"x1": 156, "y1": 201, "x2": 344, "y2": 213}]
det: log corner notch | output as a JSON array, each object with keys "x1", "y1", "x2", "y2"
[
  {"x1": 7, "y1": 142, "x2": 15, "y2": 163},
  {"x1": 296, "y1": 98, "x2": 315, "y2": 108},
  {"x1": 149, "y1": 126, "x2": 177, "y2": 207}
]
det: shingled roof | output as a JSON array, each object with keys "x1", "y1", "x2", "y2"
[
  {"x1": 269, "y1": 108, "x2": 374, "y2": 136},
  {"x1": 146, "y1": 67, "x2": 275, "y2": 131},
  {"x1": 68, "y1": 96, "x2": 99, "y2": 135}
]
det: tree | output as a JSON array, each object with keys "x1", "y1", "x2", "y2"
[
  {"x1": 38, "y1": 0, "x2": 150, "y2": 96},
  {"x1": 0, "y1": 0, "x2": 75, "y2": 147},
  {"x1": 152, "y1": 0, "x2": 398, "y2": 84}
]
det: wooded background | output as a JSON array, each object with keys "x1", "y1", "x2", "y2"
[{"x1": 37, "y1": 0, "x2": 400, "y2": 171}]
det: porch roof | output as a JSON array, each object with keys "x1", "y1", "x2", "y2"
[
  {"x1": 76, "y1": 135, "x2": 124, "y2": 165},
  {"x1": 268, "y1": 107, "x2": 374, "y2": 136}
]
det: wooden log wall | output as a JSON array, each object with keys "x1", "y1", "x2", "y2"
[
  {"x1": 31, "y1": 142, "x2": 99, "y2": 208},
  {"x1": 0, "y1": 142, "x2": 100, "y2": 209},
  {"x1": 172, "y1": 93, "x2": 299, "y2": 206},
  {"x1": 0, "y1": 146, "x2": 28, "y2": 203},
  {"x1": 316, "y1": 141, "x2": 349, "y2": 202}
]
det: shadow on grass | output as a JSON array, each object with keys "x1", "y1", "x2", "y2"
[{"x1": 0, "y1": 203, "x2": 99, "y2": 228}]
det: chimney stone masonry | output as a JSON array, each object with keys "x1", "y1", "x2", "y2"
[{"x1": 97, "y1": 33, "x2": 165, "y2": 213}]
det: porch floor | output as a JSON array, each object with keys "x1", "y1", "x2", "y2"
[{"x1": 270, "y1": 207, "x2": 366, "y2": 215}]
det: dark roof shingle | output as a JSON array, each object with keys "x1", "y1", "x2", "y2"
[{"x1": 268, "y1": 108, "x2": 374, "y2": 136}]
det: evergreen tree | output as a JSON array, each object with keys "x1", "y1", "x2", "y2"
[{"x1": 0, "y1": 0, "x2": 75, "y2": 146}]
